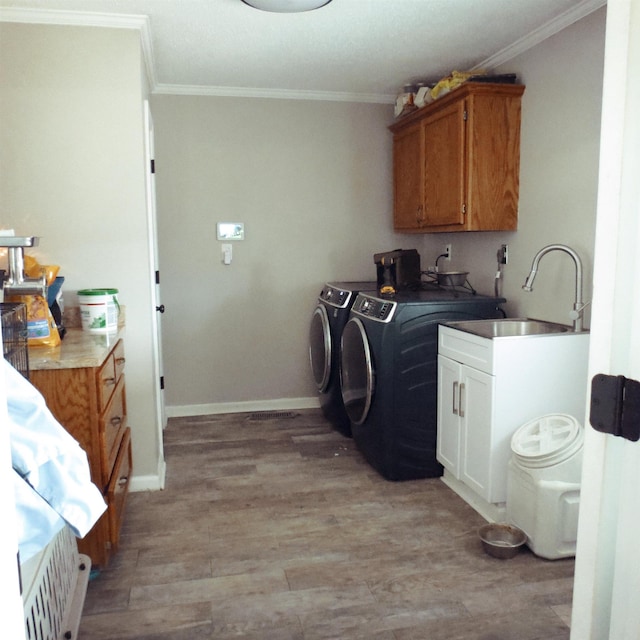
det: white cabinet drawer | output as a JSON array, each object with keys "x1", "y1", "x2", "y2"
[{"x1": 438, "y1": 325, "x2": 494, "y2": 374}]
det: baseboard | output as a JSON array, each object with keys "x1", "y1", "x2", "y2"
[
  {"x1": 129, "y1": 458, "x2": 166, "y2": 492},
  {"x1": 166, "y1": 396, "x2": 321, "y2": 418},
  {"x1": 440, "y1": 470, "x2": 506, "y2": 524}
]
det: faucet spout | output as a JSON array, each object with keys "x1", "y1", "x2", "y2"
[{"x1": 522, "y1": 244, "x2": 585, "y2": 332}]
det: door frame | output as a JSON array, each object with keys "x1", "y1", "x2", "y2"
[{"x1": 571, "y1": 1, "x2": 640, "y2": 637}]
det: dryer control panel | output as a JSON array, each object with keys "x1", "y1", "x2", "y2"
[
  {"x1": 320, "y1": 284, "x2": 354, "y2": 309},
  {"x1": 351, "y1": 294, "x2": 397, "y2": 323}
]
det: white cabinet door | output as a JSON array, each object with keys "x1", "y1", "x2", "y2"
[
  {"x1": 459, "y1": 365, "x2": 495, "y2": 501},
  {"x1": 437, "y1": 355, "x2": 462, "y2": 475},
  {"x1": 437, "y1": 354, "x2": 497, "y2": 502}
]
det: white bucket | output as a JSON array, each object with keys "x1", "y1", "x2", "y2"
[
  {"x1": 78, "y1": 288, "x2": 120, "y2": 333},
  {"x1": 507, "y1": 414, "x2": 584, "y2": 559}
]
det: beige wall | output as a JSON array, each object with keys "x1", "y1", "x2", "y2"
[
  {"x1": 420, "y1": 8, "x2": 606, "y2": 326},
  {"x1": 153, "y1": 5, "x2": 605, "y2": 415},
  {"x1": 151, "y1": 96, "x2": 421, "y2": 412},
  {"x1": 0, "y1": 6, "x2": 607, "y2": 465},
  {"x1": 0, "y1": 23, "x2": 164, "y2": 487}
]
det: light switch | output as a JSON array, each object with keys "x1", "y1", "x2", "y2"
[{"x1": 222, "y1": 243, "x2": 232, "y2": 265}]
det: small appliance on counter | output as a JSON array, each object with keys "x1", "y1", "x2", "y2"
[
  {"x1": 1, "y1": 235, "x2": 65, "y2": 346},
  {"x1": 0, "y1": 236, "x2": 47, "y2": 298},
  {"x1": 373, "y1": 248, "x2": 421, "y2": 296}
]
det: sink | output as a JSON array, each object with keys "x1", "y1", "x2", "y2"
[{"x1": 445, "y1": 318, "x2": 574, "y2": 339}]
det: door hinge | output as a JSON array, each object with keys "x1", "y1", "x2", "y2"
[
  {"x1": 590, "y1": 374, "x2": 640, "y2": 442},
  {"x1": 463, "y1": 109, "x2": 468, "y2": 121},
  {"x1": 150, "y1": 158, "x2": 155, "y2": 174},
  {"x1": 160, "y1": 376, "x2": 165, "y2": 390},
  {"x1": 155, "y1": 270, "x2": 160, "y2": 285},
  {"x1": 462, "y1": 203, "x2": 467, "y2": 215}
]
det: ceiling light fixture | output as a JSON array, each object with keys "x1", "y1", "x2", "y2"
[{"x1": 241, "y1": 0, "x2": 332, "y2": 13}]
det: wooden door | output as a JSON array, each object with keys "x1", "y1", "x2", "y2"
[
  {"x1": 465, "y1": 92, "x2": 521, "y2": 231},
  {"x1": 423, "y1": 99, "x2": 466, "y2": 228},
  {"x1": 392, "y1": 121, "x2": 425, "y2": 230}
]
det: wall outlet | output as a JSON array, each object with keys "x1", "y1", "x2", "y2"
[
  {"x1": 499, "y1": 244, "x2": 508, "y2": 265},
  {"x1": 444, "y1": 244, "x2": 452, "y2": 261}
]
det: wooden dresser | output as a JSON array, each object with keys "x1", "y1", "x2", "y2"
[{"x1": 29, "y1": 329, "x2": 132, "y2": 569}]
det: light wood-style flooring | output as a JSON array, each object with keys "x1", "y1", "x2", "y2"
[{"x1": 79, "y1": 409, "x2": 574, "y2": 639}]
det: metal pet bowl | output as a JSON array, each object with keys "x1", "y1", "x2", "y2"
[
  {"x1": 478, "y1": 523, "x2": 527, "y2": 559},
  {"x1": 436, "y1": 271, "x2": 469, "y2": 286}
]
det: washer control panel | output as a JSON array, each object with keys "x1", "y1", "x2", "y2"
[
  {"x1": 319, "y1": 284, "x2": 353, "y2": 309},
  {"x1": 351, "y1": 294, "x2": 397, "y2": 323}
]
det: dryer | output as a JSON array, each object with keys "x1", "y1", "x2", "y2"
[
  {"x1": 309, "y1": 281, "x2": 377, "y2": 436},
  {"x1": 340, "y1": 290, "x2": 505, "y2": 480}
]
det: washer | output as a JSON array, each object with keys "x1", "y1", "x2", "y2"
[
  {"x1": 340, "y1": 289, "x2": 505, "y2": 480},
  {"x1": 309, "y1": 281, "x2": 377, "y2": 437}
]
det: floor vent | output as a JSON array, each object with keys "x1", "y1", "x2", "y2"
[{"x1": 247, "y1": 411, "x2": 298, "y2": 421}]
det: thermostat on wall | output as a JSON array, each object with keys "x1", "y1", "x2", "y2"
[{"x1": 217, "y1": 222, "x2": 244, "y2": 241}]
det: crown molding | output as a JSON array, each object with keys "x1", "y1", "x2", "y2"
[
  {"x1": 1, "y1": 0, "x2": 606, "y2": 102},
  {"x1": 0, "y1": 7, "x2": 156, "y2": 88},
  {"x1": 477, "y1": 0, "x2": 607, "y2": 70},
  {"x1": 154, "y1": 82, "x2": 396, "y2": 104}
]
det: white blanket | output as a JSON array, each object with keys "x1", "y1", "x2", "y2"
[{"x1": 4, "y1": 359, "x2": 107, "y2": 562}]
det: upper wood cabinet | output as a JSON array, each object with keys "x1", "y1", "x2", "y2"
[{"x1": 389, "y1": 83, "x2": 525, "y2": 233}]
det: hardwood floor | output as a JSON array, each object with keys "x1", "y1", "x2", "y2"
[{"x1": 79, "y1": 409, "x2": 574, "y2": 640}]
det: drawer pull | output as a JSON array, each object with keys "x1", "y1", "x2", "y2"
[
  {"x1": 115, "y1": 357, "x2": 126, "y2": 365},
  {"x1": 452, "y1": 381, "x2": 459, "y2": 415},
  {"x1": 110, "y1": 416, "x2": 122, "y2": 427},
  {"x1": 104, "y1": 376, "x2": 116, "y2": 387},
  {"x1": 118, "y1": 476, "x2": 129, "y2": 487}
]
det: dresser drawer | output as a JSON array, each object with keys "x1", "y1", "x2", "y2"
[
  {"x1": 107, "y1": 427, "x2": 132, "y2": 554},
  {"x1": 100, "y1": 375, "x2": 127, "y2": 488},
  {"x1": 96, "y1": 339, "x2": 122, "y2": 412},
  {"x1": 113, "y1": 339, "x2": 126, "y2": 384}
]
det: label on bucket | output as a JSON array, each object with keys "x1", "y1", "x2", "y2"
[{"x1": 78, "y1": 289, "x2": 119, "y2": 333}]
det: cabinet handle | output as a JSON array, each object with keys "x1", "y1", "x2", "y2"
[
  {"x1": 110, "y1": 416, "x2": 122, "y2": 427},
  {"x1": 115, "y1": 357, "x2": 126, "y2": 365},
  {"x1": 459, "y1": 383, "x2": 466, "y2": 418},
  {"x1": 118, "y1": 476, "x2": 129, "y2": 487},
  {"x1": 104, "y1": 376, "x2": 116, "y2": 387},
  {"x1": 452, "y1": 381, "x2": 459, "y2": 415}
]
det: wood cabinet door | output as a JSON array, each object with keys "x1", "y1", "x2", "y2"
[
  {"x1": 392, "y1": 121, "x2": 425, "y2": 230},
  {"x1": 423, "y1": 99, "x2": 466, "y2": 228},
  {"x1": 465, "y1": 92, "x2": 521, "y2": 231}
]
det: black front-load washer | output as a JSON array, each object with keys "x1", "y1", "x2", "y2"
[
  {"x1": 340, "y1": 289, "x2": 505, "y2": 480},
  {"x1": 309, "y1": 281, "x2": 377, "y2": 436}
]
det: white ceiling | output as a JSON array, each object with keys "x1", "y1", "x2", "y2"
[{"x1": 0, "y1": 0, "x2": 605, "y2": 103}]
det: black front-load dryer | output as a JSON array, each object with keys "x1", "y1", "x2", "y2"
[
  {"x1": 340, "y1": 289, "x2": 505, "y2": 480},
  {"x1": 309, "y1": 281, "x2": 377, "y2": 436}
]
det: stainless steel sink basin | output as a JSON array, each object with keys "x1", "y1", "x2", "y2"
[{"x1": 445, "y1": 318, "x2": 573, "y2": 339}]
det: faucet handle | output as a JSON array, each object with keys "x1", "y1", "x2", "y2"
[{"x1": 570, "y1": 301, "x2": 591, "y2": 319}]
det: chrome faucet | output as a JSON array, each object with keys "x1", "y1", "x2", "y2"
[{"x1": 522, "y1": 244, "x2": 585, "y2": 332}]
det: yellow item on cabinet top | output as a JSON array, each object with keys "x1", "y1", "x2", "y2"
[{"x1": 430, "y1": 70, "x2": 486, "y2": 100}]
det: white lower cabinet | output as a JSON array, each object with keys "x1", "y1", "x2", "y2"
[
  {"x1": 437, "y1": 324, "x2": 589, "y2": 508},
  {"x1": 438, "y1": 355, "x2": 496, "y2": 501}
]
